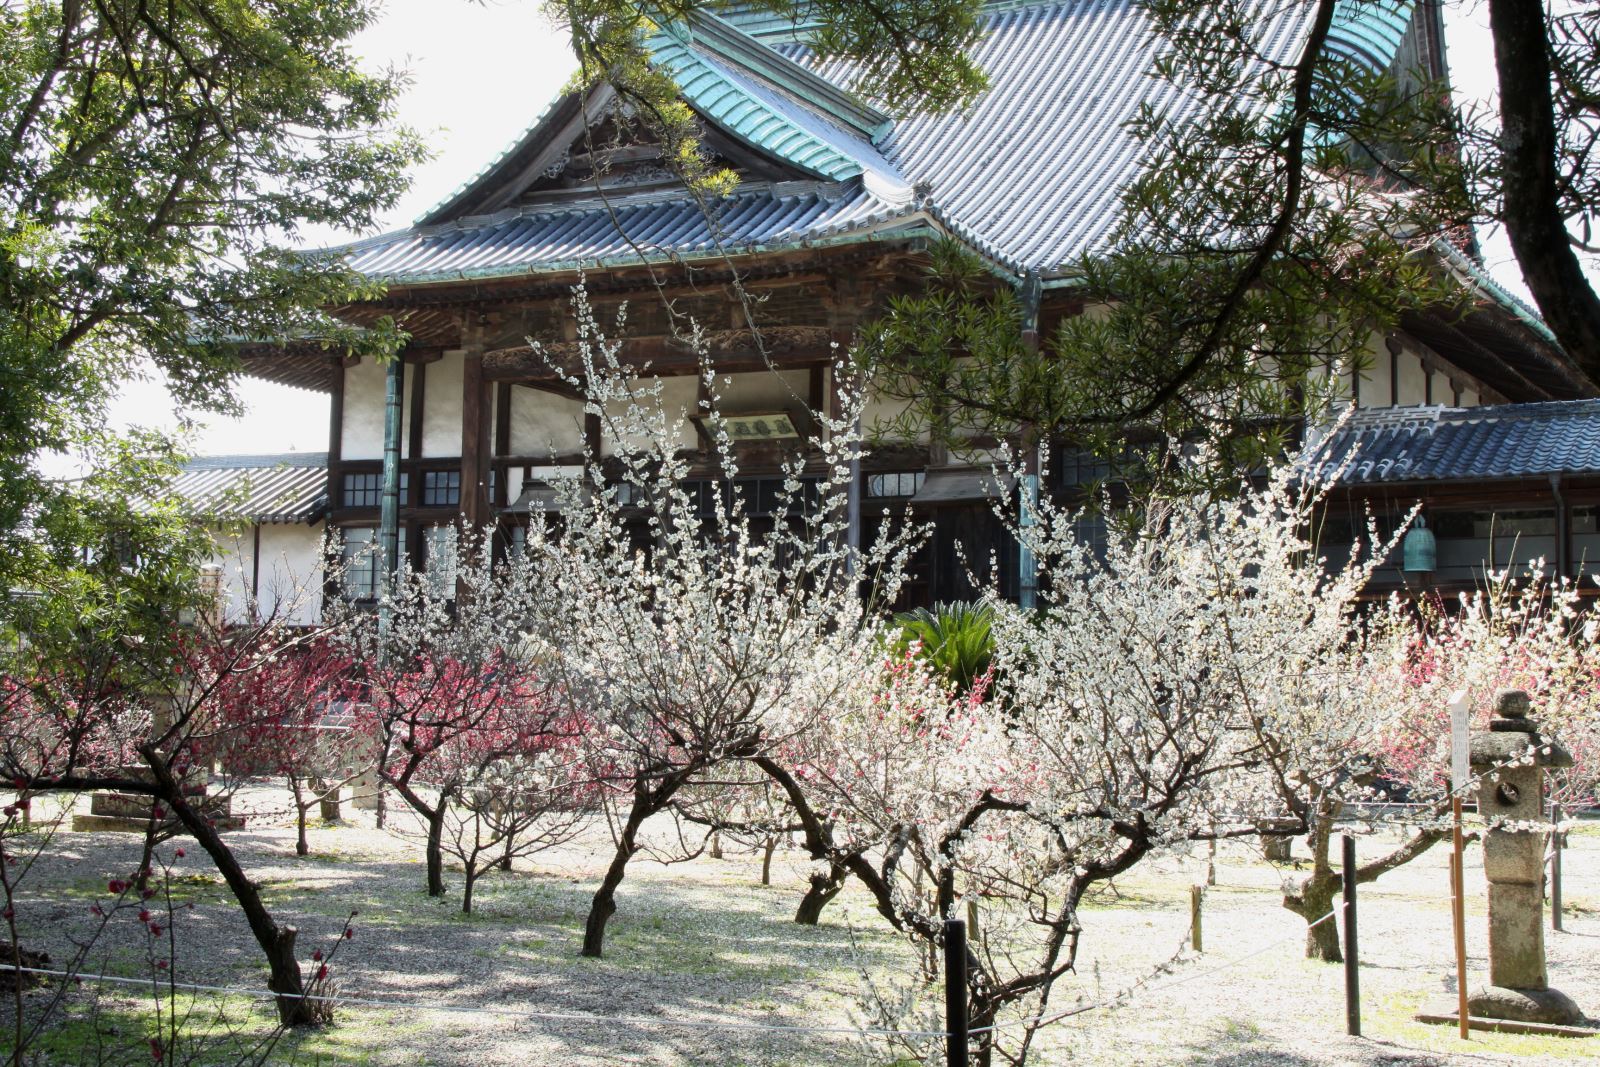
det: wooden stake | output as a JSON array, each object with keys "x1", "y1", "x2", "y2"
[
  {"x1": 1551, "y1": 802, "x2": 1564, "y2": 932},
  {"x1": 1342, "y1": 835, "x2": 1360, "y2": 1037},
  {"x1": 1451, "y1": 795, "x2": 1469, "y2": 1040},
  {"x1": 1190, "y1": 885, "x2": 1204, "y2": 954},
  {"x1": 944, "y1": 919, "x2": 968, "y2": 1067}
]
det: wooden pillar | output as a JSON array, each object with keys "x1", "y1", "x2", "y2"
[
  {"x1": 1017, "y1": 272, "x2": 1043, "y2": 609},
  {"x1": 461, "y1": 350, "x2": 490, "y2": 530},
  {"x1": 585, "y1": 409, "x2": 603, "y2": 467},
  {"x1": 326, "y1": 355, "x2": 345, "y2": 510},
  {"x1": 250, "y1": 523, "x2": 262, "y2": 620},
  {"x1": 407, "y1": 360, "x2": 427, "y2": 462},
  {"x1": 323, "y1": 356, "x2": 345, "y2": 607}
]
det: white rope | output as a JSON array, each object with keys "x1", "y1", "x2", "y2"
[
  {"x1": 3, "y1": 900, "x2": 1365, "y2": 1044},
  {"x1": 0, "y1": 964, "x2": 949, "y2": 1040},
  {"x1": 969, "y1": 903, "x2": 1346, "y2": 1037}
]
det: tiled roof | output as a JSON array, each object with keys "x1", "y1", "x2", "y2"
[
  {"x1": 1307, "y1": 402, "x2": 1600, "y2": 485},
  {"x1": 336, "y1": 1, "x2": 1419, "y2": 284},
  {"x1": 789, "y1": 0, "x2": 1317, "y2": 271},
  {"x1": 344, "y1": 183, "x2": 923, "y2": 281},
  {"x1": 169, "y1": 453, "x2": 328, "y2": 523}
]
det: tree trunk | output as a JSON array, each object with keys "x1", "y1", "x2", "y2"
[
  {"x1": 296, "y1": 805, "x2": 310, "y2": 858},
  {"x1": 425, "y1": 809, "x2": 446, "y2": 897},
  {"x1": 462, "y1": 864, "x2": 478, "y2": 914},
  {"x1": 582, "y1": 787, "x2": 656, "y2": 958},
  {"x1": 1283, "y1": 873, "x2": 1342, "y2": 962},
  {"x1": 1489, "y1": 0, "x2": 1600, "y2": 382},
  {"x1": 709, "y1": 831, "x2": 722, "y2": 860},
  {"x1": 318, "y1": 781, "x2": 342, "y2": 823},
  {"x1": 138, "y1": 823, "x2": 160, "y2": 889},
  {"x1": 970, "y1": 990, "x2": 997, "y2": 1067},
  {"x1": 761, "y1": 835, "x2": 776, "y2": 886},
  {"x1": 794, "y1": 863, "x2": 846, "y2": 925},
  {"x1": 139, "y1": 746, "x2": 319, "y2": 1027}
]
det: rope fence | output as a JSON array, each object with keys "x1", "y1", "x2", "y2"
[
  {"x1": 1, "y1": 902, "x2": 1348, "y2": 1057},
  {"x1": 0, "y1": 964, "x2": 948, "y2": 1039},
  {"x1": 969, "y1": 904, "x2": 1345, "y2": 1038}
]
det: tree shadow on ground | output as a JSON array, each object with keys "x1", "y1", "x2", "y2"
[{"x1": 12, "y1": 823, "x2": 913, "y2": 1066}]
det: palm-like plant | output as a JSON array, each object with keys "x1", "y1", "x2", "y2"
[{"x1": 892, "y1": 600, "x2": 995, "y2": 694}]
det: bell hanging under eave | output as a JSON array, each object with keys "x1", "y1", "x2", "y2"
[{"x1": 1402, "y1": 516, "x2": 1437, "y2": 575}]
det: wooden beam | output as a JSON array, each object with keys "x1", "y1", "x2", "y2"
[
  {"x1": 585, "y1": 410, "x2": 602, "y2": 463},
  {"x1": 361, "y1": 246, "x2": 912, "y2": 310},
  {"x1": 483, "y1": 326, "x2": 834, "y2": 382},
  {"x1": 326, "y1": 355, "x2": 345, "y2": 515}
]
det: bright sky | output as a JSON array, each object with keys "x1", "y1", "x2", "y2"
[{"x1": 114, "y1": 0, "x2": 1529, "y2": 459}]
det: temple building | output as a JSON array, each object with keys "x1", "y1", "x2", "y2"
[{"x1": 194, "y1": 0, "x2": 1597, "y2": 614}]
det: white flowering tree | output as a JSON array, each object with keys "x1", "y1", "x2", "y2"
[
  {"x1": 1267, "y1": 544, "x2": 1600, "y2": 961},
  {"x1": 1368, "y1": 568, "x2": 1600, "y2": 810},
  {"x1": 756, "y1": 455, "x2": 1423, "y2": 1066},
  {"x1": 508, "y1": 288, "x2": 921, "y2": 958}
]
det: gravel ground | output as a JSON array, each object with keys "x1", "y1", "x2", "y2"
[{"x1": 3, "y1": 787, "x2": 1597, "y2": 1066}]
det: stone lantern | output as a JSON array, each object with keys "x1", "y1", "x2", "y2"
[{"x1": 1466, "y1": 689, "x2": 1582, "y2": 1025}]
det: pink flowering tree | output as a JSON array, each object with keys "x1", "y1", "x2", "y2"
[
  {"x1": 436, "y1": 717, "x2": 593, "y2": 913},
  {"x1": 1265, "y1": 561, "x2": 1600, "y2": 962},
  {"x1": 211, "y1": 635, "x2": 362, "y2": 856},
  {"x1": 1369, "y1": 570, "x2": 1600, "y2": 809},
  {"x1": 349, "y1": 536, "x2": 588, "y2": 905}
]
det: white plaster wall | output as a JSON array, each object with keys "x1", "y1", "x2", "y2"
[
  {"x1": 1431, "y1": 370, "x2": 1454, "y2": 406},
  {"x1": 1356, "y1": 334, "x2": 1394, "y2": 408},
  {"x1": 341, "y1": 359, "x2": 414, "y2": 461},
  {"x1": 601, "y1": 375, "x2": 701, "y2": 456},
  {"x1": 656, "y1": 376, "x2": 700, "y2": 452},
  {"x1": 206, "y1": 525, "x2": 256, "y2": 626},
  {"x1": 1461, "y1": 388, "x2": 1480, "y2": 407},
  {"x1": 714, "y1": 369, "x2": 810, "y2": 411},
  {"x1": 508, "y1": 385, "x2": 586, "y2": 456},
  {"x1": 206, "y1": 522, "x2": 324, "y2": 626},
  {"x1": 861, "y1": 391, "x2": 918, "y2": 442},
  {"x1": 255, "y1": 523, "x2": 325, "y2": 625},
  {"x1": 422, "y1": 350, "x2": 465, "y2": 458},
  {"x1": 1395, "y1": 347, "x2": 1429, "y2": 406}
]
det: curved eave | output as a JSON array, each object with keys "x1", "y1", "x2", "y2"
[{"x1": 355, "y1": 214, "x2": 944, "y2": 289}]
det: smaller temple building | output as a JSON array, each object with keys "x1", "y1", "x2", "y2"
[{"x1": 165, "y1": 453, "x2": 328, "y2": 625}]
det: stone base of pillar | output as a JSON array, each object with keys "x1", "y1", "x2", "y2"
[{"x1": 1468, "y1": 984, "x2": 1586, "y2": 1026}]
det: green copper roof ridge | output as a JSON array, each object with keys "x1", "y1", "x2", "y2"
[
  {"x1": 1327, "y1": 0, "x2": 1415, "y2": 74},
  {"x1": 649, "y1": 35, "x2": 866, "y2": 182},
  {"x1": 1431, "y1": 238, "x2": 1561, "y2": 350},
  {"x1": 673, "y1": 11, "x2": 892, "y2": 144},
  {"x1": 410, "y1": 84, "x2": 589, "y2": 227}
]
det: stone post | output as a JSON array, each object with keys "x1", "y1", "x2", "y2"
[{"x1": 1466, "y1": 689, "x2": 1582, "y2": 1025}]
